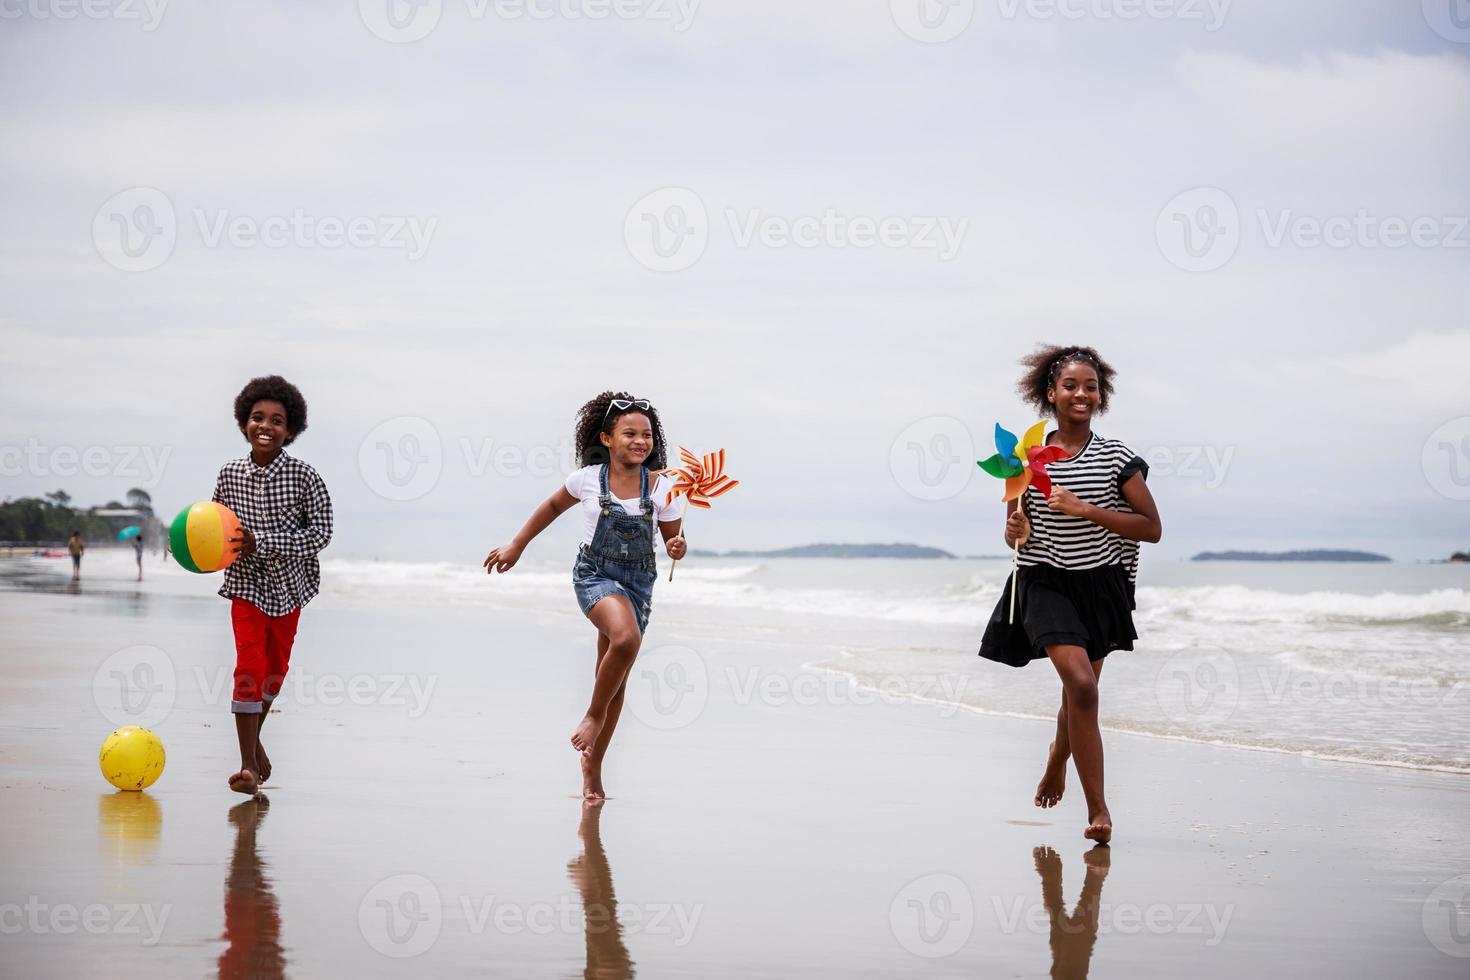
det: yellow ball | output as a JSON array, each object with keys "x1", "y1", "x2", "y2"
[{"x1": 99, "y1": 726, "x2": 166, "y2": 792}]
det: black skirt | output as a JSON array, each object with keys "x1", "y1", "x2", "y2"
[{"x1": 978, "y1": 562, "x2": 1138, "y2": 667}]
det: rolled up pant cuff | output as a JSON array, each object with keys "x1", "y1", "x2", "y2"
[{"x1": 232, "y1": 700, "x2": 265, "y2": 714}]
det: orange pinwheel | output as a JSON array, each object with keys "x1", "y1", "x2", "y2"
[
  {"x1": 658, "y1": 446, "x2": 740, "y2": 579},
  {"x1": 660, "y1": 447, "x2": 740, "y2": 509}
]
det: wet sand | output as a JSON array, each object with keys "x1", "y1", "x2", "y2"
[{"x1": 1, "y1": 552, "x2": 1468, "y2": 978}]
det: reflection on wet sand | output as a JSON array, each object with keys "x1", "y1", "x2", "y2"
[
  {"x1": 97, "y1": 791, "x2": 162, "y2": 865},
  {"x1": 219, "y1": 795, "x2": 285, "y2": 980},
  {"x1": 568, "y1": 801, "x2": 634, "y2": 980},
  {"x1": 1034, "y1": 845, "x2": 1109, "y2": 980}
]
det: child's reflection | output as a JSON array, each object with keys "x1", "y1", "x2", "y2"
[
  {"x1": 1033, "y1": 845, "x2": 1109, "y2": 980},
  {"x1": 218, "y1": 794, "x2": 285, "y2": 980},
  {"x1": 567, "y1": 801, "x2": 634, "y2": 980}
]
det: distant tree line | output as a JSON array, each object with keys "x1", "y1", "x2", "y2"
[{"x1": 0, "y1": 488, "x2": 157, "y2": 544}]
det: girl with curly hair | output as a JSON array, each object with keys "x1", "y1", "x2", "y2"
[
  {"x1": 978, "y1": 346, "x2": 1162, "y2": 845},
  {"x1": 483, "y1": 392, "x2": 687, "y2": 800}
]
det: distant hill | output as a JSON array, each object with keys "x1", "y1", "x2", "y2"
[
  {"x1": 689, "y1": 542, "x2": 956, "y2": 559},
  {"x1": 1191, "y1": 549, "x2": 1390, "y2": 563}
]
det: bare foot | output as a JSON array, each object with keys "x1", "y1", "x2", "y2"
[
  {"x1": 570, "y1": 714, "x2": 603, "y2": 757},
  {"x1": 1084, "y1": 843, "x2": 1111, "y2": 876},
  {"x1": 1034, "y1": 740, "x2": 1067, "y2": 808},
  {"x1": 581, "y1": 754, "x2": 606, "y2": 801},
  {"x1": 1032, "y1": 844, "x2": 1062, "y2": 873},
  {"x1": 227, "y1": 769, "x2": 259, "y2": 796},
  {"x1": 255, "y1": 742, "x2": 271, "y2": 785},
  {"x1": 1084, "y1": 809, "x2": 1112, "y2": 845}
]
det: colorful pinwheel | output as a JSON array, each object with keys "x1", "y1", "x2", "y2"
[
  {"x1": 977, "y1": 421, "x2": 1068, "y2": 623},
  {"x1": 977, "y1": 421, "x2": 1069, "y2": 502},
  {"x1": 659, "y1": 447, "x2": 740, "y2": 580}
]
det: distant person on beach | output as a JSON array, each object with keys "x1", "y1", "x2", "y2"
[
  {"x1": 483, "y1": 392, "x2": 687, "y2": 801},
  {"x1": 67, "y1": 531, "x2": 84, "y2": 579},
  {"x1": 213, "y1": 375, "x2": 333, "y2": 796},
  {"x1": 133, "y1": 535, "x2": 144, "y2": 581},
  {"x1": 978, "y1": 346, "x2": 1162, "y2": 845}
]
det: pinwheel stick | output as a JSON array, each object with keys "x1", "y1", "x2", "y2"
[
  {"x1": 669, "y1": 508, "x2": 690, "y2": 582},
  {"x1": 1009, "y1": 509, "x2": 1021, "y2": 624}
]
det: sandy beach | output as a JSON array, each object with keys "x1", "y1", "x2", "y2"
[{"x1": 1, "y1": 549, "x2": 1467, "y2": 978}]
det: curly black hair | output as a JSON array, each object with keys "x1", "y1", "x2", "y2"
[
  {"x1": 233, "y1": 375, "x2": 308, "y2": 445},
  {"x1": 573, "y1": 391, "x2": 667, "y2": 470},
  {"x1": 1017, "y1": 344, "x2": 1116, "y2": 417}
]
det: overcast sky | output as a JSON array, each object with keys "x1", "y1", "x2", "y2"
[{"x1": 2, "y1": 1, "x2": 1467, "y2": 562}]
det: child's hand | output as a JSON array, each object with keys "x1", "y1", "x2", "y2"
[
  {"x1": 483, "y1": 542, "x2": 522, "y2": 574},
  {"x1": 1005, "y1": 508, "x2": 1030, "y2": 548},
  {"x1": 230, "y1": 527, "x2": 257, "y2": 557},
  {"x1": 667, "y1": 534, "x2": 687, "y2": 561},
  {"x1": 1047, "y1": 487, "x2": 1089, "y2": 518}
]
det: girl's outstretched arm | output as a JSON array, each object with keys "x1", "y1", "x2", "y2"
[
  {"x1": 1046, "y1": 474, "x2": 1162, "y2": 543},
  {"x1": 657, "y1": 520, "x2": 687, "y2": 560},
  {"x1": 483, "y1": 487, "x2": 578, "y2": 573}
]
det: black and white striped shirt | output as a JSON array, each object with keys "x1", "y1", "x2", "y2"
[
  {"x1": 1016, "y1": 432, "x2": 1148, "y2": 583},
  {"x1": 212, "y1": 451, "x2": 333, "y2": 616}
]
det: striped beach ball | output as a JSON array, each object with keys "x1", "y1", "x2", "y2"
[{"x1": 169, "y1": 502, "x2": 242, "y2": 573}]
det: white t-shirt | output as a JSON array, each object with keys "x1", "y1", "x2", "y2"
[{"x1": 564, "y1": 465, "x2": 687, "y2": 548}]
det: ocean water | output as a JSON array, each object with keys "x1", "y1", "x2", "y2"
[{"x1": 8, "y1": 552, "x2": 1469, "y2": 774}]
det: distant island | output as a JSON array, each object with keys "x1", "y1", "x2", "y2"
[
  {"x1": 689, "y1": 542, "x2": 957, "y2": 559},
  {"x1": 1191, "y1": 549, "x2": 1391, "y2": 563}
]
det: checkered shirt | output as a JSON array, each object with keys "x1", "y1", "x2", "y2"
[{"x1": 212, "y1": 451, "x2": 333, "y2": 616}]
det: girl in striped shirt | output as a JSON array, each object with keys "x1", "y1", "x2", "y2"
[{"x1": 979, "y1": 346, "x2": 1162, "y2": 845}]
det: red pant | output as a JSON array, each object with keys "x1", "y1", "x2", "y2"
[{"x1": 230, "y1": 598, "x2": 301, "y2": 714}]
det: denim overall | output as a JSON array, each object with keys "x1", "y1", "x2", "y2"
[{"x1": 571, "y1": 464, "x2": 659, "y2": 633}]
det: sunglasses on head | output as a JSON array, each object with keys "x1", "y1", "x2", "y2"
[{"x1": 602, "y1": 398, "x2": 651, "y2": 422}]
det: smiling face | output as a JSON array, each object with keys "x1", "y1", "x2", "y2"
[
  {"x1": 1047, "y1": 363, "x2": 1101, "y2": 422},
  {"x1": 599, "y1": 411, "x2": 653, "y2": 467},
  {"x1": 243, "y1": 399, "x2": 291, "y2": 462}
]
